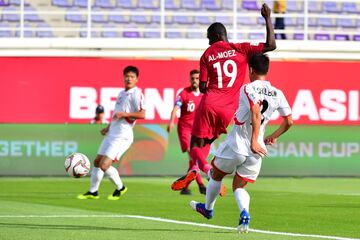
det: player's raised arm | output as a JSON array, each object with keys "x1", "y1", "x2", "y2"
[
  {"x1": 261, "y1": 3, "x2": 276, "y2": 53},
  {"x1": 250, "y1": 103, "x2": 267, "y2": 156}
]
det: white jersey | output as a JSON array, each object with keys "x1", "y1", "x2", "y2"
[
  {"x1": 108, "y1": 86, "x2": 146, "y2": 139},
  {"x1": 225, "y1": 80, "x2": 291, "y2": 156}
]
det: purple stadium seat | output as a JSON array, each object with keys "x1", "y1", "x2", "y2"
[
  {"x1": 24, "y1": 6, "x2": 42, "y2": 22},
  {"x1": 242, "y1": 0, "x2": 258, "y2": 11},
  {"x1": 101, "y1": 24, "x2": 119, "y2": 37},
  {"x1": 138, "y1": 0, "x2": 159, "y2": 9},
  {"x1": 222, "y1": 0, "x2": 233, "y2": 10},
  {"x1": 94, "y1": 0, "x2": 114, "y2": 8},
  {"x1": 337, "y1": 19, "x2": 356, "y2": 28},
  {"x1": 314, "y1": 34, "x2": 330, "y2": 40},
  {"x1": 257, "y1": 17, "x2": 265, "y2": 25},
  {"x1": 79, "y1": 25, "x2": 97, "y2": 38},
  {"x1": 194, "y1": 16, "x2": 212, "y2": 25},
  {"x1": 165, "y1": 0, "x2": 179, "y2": 10},
  {"x1": 181, "y1": 0, "x2": 200, "y2": 10},
  {"x1": 74, "y1": 0, "x2": 87, "y2": 8},
  {"x1": 201, "y1": 0, "x2": 220, "y2": 10},
  {"x1": 318, "y1": 18, "x2": 335, "y2": 28},
  {"x1": 65, "y1": 9, "x2": 87, "y2": 23},
  {"x1": 287, "y1": 1, "x2": 303, "y2": 12},
  {"x1": 293, "y1": 33, "x2": 304, "y2": 40},
  {"x1": 238, "y1": 17, "x2": 256, "y2": 26},
  {"x1": 342, "y1": 2, "x2": 358, "y2": 13},
  {"x1": 0, "y1": 23, "x2": 12, "y2": 37},
  {"x1": 173, "y1": 15, "x2": 192, "y2": 24},
  {"x1": 9, "y1": 0, "x2": 30, "y2": 6},
  {"x1": 215, "y1": 16, "x2": 232, "y2": 25},
  {"x1": 109, "y1": 11, "x2": 129, "y2": 23},
  {"x1": 36, "y1": 23, "x2": 54, "y2": 38},
  {"x1": 144, "y1": 31, "x2": 160, "y2": 38},
  {"x1": 284, "y1": 17, "x2": 297, "y2": 27},
  {"x1": 187, "y1": 32, "x2": 203, "y2": 39},
  {"x1": 117, "y1": 0, "x2": 136, "y2": 8},
  {"x1": 15, "y1": 23, "x2": 33, "y2": 37},
  {"x1": 3, "y1": 7, "x2": 20, "y2": 22},
  {"x1": 308, "y1": 18, "x2": 317, "y2": 27},
  {"x1": 131, "y1": 15, "x2": 150, "y2": 24},
  {"x1": 52, "y1": 0, "x2": 71, "y2": 8},
  {"x1": 249, "y1": 33, "x2": 264, "y2": 40},
  {"x1": 297, "y1": 17, "x2": 304, "y2": 27},
  {"x1": 92, "y1": 14, "x2": 108, "y2": 23},
  {"x1": 334, "y1": 34, "x2": 349, "y2": 41},
  {"x1": 166, "y1": 31, "x2": 182, "y2": 38},
  {"x1": 123, "y1": 30, "x2": 141, "y2": 38},
  {"x1": 308, "y1": 1, "x2": 322, "y2": 13},
  {"x1": 323, "y1": 2, "x2": 341, "y2": 13},
  {"x1": 237, "y1": 33, "x2": 247, "y2": 40},
  {"x1": 152, "y1": 15, "x2": 160, "y2": 24},
  {"x1": 353, "y1": 35, "x2": 360, "y2": 41}
]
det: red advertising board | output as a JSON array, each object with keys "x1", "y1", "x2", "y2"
[{"x1": 0, "y1": 57, "x2": 359, "y2": 125}]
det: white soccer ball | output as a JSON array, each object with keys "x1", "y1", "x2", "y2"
[{"x1": 64, "y1": 153, "x2": 91, "y2": 178}]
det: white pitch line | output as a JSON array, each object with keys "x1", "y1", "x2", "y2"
[{"x1": 0, "y1": 214, "x2": 358, "y2": 240}]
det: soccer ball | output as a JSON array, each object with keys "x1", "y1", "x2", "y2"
[{"x1": 64, "y1": 153, "x2": 91, "y2": 178}]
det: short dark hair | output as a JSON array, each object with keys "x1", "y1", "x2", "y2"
[
  {"x1": 190, "y1": 69, "x2": 200, "y2": 75},
  {"x1": 207, "y1": 22, "x2": 227, "y2": 38},
  {"x1": 123, "y1": 65, "x2": 139, "y2": 77},
  {"x1": 248, "y1": 54, "x2": 270, "y2": 75}
]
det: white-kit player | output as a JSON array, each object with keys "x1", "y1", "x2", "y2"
[
  {"x1": 78, "y1": 65, "x2": 146, "y2": 200},
  {"x1": 190, "y1": 53, "x2": 293, "y2": 233}
]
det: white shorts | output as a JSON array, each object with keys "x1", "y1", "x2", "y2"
[
  {"x1": 97, "y1": 135, "x2": 133, "y2": 162},
  {"x1": 212, "y1": 143, "x2": 262, "y2": 183}
]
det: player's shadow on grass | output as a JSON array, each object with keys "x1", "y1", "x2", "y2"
[{"x1": 0, "y1": 222, "x2": 231, "y2": 234}]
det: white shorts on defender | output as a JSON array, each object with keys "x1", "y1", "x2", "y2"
[
  {"x1": 212, "y1": 142, "x2": 262, "y2": 183},
  {"x1": 98, "y1": 135, "x2": 132, "y2": 162}
]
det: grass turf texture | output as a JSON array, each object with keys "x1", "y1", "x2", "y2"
[{"x1": 0, "y1": 177, "x2": 359, "y2": 240}]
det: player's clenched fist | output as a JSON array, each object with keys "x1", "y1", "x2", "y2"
[
  {"x1": 100, "y1": 126, "x2": 109, "y2": 136},
  {"x1": 261, "y1": 3, "x2": 271, "y2": 20}
]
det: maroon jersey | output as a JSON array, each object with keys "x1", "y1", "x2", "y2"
[
  {"x1": 199, "y1": 41, "x2": 264, "y2": 111},
  {"x1": 175, "y1": 87, "x2": 203, "y2": 129}
]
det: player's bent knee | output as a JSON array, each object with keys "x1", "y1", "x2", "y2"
[
  {"x1": 98, "y1": 157, "x2": 113, "y2": 172},
  {"x1": 232, "y1": 175, "x2": 248, "y2": 191},
  {"x1": 211, "y1": 168, "x2": 226, "y2": 181}
]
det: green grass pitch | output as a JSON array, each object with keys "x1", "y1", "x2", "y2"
[{"x1": 0, "y1": 177, "x2": 359, "y2": 240}]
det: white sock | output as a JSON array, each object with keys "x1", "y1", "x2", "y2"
[
  {"x1": 234, "y1": 188, "x2": 250, "y2": 212},
  {"x1": 205, "y1": 176, "x2": 221, "y2": 210},
  {"x1": 89, "y1": 167, "x2": 104, "y2": 193},
  {"x1": 105, "y1": 166, "x2": 124, "y2": 190}
]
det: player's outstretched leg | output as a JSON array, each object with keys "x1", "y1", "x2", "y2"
[
  {"x1": 233, "y1": 176, "x2": 251, "y2": 233},
  {"x1": 171, "y1": 169, "x2": 197, "y2": 191},
  {"x1": 106, "y1": 166, "x2": 127, "y2": 200},
  {"x1": 189, "y1": 158, "x2": 206, "y2": 194},
  {"x1": 78, "y1": 156, "x2": 104, "y2": 199},
  {"x1": 189, "y1": 201, "x2": 213, "y2": 219}
]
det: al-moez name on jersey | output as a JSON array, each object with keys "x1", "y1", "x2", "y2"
[
  {"x1": 208, "y1": 49, "x2": 237, "y2": 62},
  {"x1": 69, "y1": 87, "x2": 359, "y2": 122}
]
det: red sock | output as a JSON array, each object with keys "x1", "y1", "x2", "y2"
[
  {"x1": 189, "y1": 159, "x2": 205, "y2": 186},
  {"x1": 189, "y1": 146, "x2": 211, "y2": 175}
]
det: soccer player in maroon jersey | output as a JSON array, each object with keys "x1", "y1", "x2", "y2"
[
  {"x1": 171, "y1": 3, "x2": 276, "y2": 192},
  {"x1": 167, "y1": 69, "x2": 206, "y2": 195}
]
